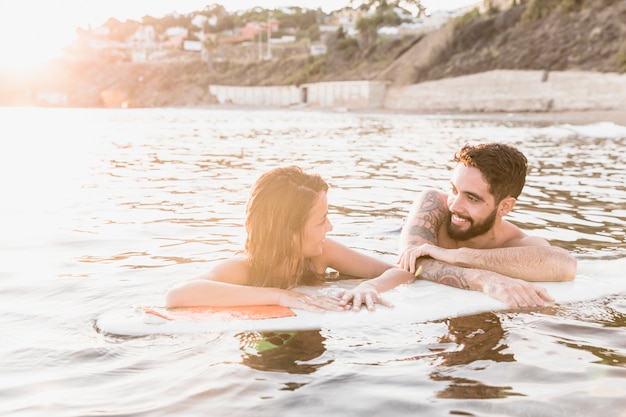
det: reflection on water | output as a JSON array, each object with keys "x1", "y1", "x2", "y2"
[
  {"x1": 436, "y1": 313, "x2": 513, "y2": 367},
  {"x1": 432, "y1": 313, "x2": 518, "y2": 400},
  {"x1": 238, "y1": 330, "x2": 330, "y2": 375},
  {"x1": 1, "y1": 108, "x2": 625, "y2": 417}
]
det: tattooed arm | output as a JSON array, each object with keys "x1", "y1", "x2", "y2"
[
  {"x1": 399, "y1": 189, "x2": 446, "y2": 251},
  {"x1": 398, "y1": 189, "x2": 576, "y2": 282},
  {"x1": 415, "y1": 258, "x2": 553, "y2": 307},
  {"x1": 397, "y1": 189, "x2": 553, "y2": 307},
  {"x1": 400, "y1": 244, "x2": 576, "y2": 282}
]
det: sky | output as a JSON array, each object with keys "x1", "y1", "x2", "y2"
[{"x1": 0, "y1": 0, "x2": 480, "y2": 73}]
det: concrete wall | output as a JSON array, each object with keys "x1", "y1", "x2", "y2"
[
  {"x1": 209, "y1": 81, "x2": 388, "y2": 109},
  {"x1": 301, "y1": 80, "x2": 388, "y2": 109},
  {"x1": 383, "y1": 70, "x2": 626, "y2": 113},
  {"x1": 208, "y1": 85, "x2": 301, "y2": 107},
  {"x1": 208, "y1": 70, "x2": 626, "y2": 113}
]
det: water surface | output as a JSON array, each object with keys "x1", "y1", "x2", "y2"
[{"x1": 0, "y1": 107, "x2": 625, "y2": 416}]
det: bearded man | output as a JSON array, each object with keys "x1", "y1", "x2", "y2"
[{"x1": 396, "y1": 142, "x2": 577, "y2": 307}]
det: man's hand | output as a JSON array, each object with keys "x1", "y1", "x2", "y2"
[
  {"x1": 398, "y1": 243, "x2": 456, "y2": 273},
  {"x1": 482, "y1": 275, "x2": 554, "y2": 308}
]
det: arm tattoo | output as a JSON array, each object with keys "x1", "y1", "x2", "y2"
[
  {"x1": 406, "y1": 190, "x2": 447, "y2": 244},
  {"x1": 419, "y1": 260, "x2": 470, "y2": 290},
  {"x1": 404, "y1": 191, "x2": 471, "y2": 290}
]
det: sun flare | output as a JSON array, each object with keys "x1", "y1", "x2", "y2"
[{"x1": 0, "y1": 5, "x2": 76, "y2": 73}]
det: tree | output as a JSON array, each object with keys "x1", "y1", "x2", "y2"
[
  {"x1": 349, "y1": 0, "x2": 425, "y2": 17},
  {"x1": 350, "y1": 0, "x2": 414, "y2": 50},
  {"x1": 202, "y1": 36, "x2": 218, "y2": 71},
  {"x1": 199, "y1": 4, "x2": 234, "y2": 33}
]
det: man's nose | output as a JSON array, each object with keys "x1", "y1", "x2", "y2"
[{"x1": 448, "y1": 195, "x2": 462, "y2": 212}]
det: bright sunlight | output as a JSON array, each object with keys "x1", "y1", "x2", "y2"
[
  {"x1": 0, "y1": 0, "x2": 475, "y2": 74},
  {"x1": 0, "y1": 3, "x2": 79, "y2": 73}
]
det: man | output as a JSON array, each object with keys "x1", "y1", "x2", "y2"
[
  {"x1": 396, "y1": 142, "x2": 577, "y2": 307},
  {"x1": 339, "y1": 142, "x2": 577, "y2": 310}
]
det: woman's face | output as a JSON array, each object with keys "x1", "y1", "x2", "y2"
[{"x1": 297, "y1": 191, "x2": 333, "y2": 258}]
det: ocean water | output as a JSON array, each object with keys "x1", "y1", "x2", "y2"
[{"x1": 0, "y1": 107, "x2": 625, "y2": 417}]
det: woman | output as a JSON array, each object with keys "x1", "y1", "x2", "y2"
[{"x1": 165, "y1": 166, "x2": 414, "y2": 312}]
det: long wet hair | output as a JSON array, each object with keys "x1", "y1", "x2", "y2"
[
  {"x1": 245, "y1": 166, "x2": 328, "y2": 288},
  {"x1": 454, "y1": 142, "x2": 528, "y2": 203}
]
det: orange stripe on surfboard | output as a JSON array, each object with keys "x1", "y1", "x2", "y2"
[{"x1": 143, "y1": 305, "x2": 296, "y2": 322}]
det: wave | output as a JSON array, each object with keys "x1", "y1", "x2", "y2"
[{"x1": 541, "y1": 122, "x2": 626, "y2": 139}]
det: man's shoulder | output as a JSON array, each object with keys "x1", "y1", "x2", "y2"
[
  {"x1": 414, "y1": 188, "x2": 449, "y2": 209},
  {"x1": 500, "y1": 221, "x2": 550, "y2": 248}
]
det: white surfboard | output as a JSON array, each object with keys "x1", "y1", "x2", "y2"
[{"x1": 95, "y1": 258, "x2": 626, "y2": 337}]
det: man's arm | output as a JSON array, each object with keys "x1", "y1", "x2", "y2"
[
  {"x1": 415, "y1": 258, "x2": 554, "y2": 307},
  {"x1": 398, "y1": 189, "x2": 555, "y2": 307},
  {"x1": 400, "y1": 189, "x2": 577, "y2": 282},
  {"x1": 399, "y1": 189, "x2": 447, "y2": 250},
  {"x1": 402, "y1": 244, "x2": 577, "y2": 282},
  {"x1": 398, "y1": 189, "x2": 476, "y2": 289}
]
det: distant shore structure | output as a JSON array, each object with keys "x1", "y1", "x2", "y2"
[{"x1": 207, "y1": 70, "x2": 626, "y2": 113}]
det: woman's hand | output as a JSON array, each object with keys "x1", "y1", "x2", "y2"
[
  {"x1": 277, "y1": 290, "x2": 345, "y2": 313},
  {"x1": 337, "y1": 283, "x2": 393, "y2": 312}
]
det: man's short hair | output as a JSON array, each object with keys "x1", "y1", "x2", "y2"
[{"x1": 454, "y1": 142, "x2": 528, "y2": 202}]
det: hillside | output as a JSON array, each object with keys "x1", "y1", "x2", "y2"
[
  {"x1": 1, "y1": 0, "x2": 625, "y2": 108},
  {"x1": 383, "y1": 0, "x2": 626, "y2": 85}
]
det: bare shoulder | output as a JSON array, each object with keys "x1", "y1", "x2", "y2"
[
  {"x1": 501, "y1": 222, "x2": 551, "y2": 248},
  {"x1": 313, "y1": 238, "x2": 350, "y2": 269},
  {"x1": 195, "y1": 255, "x2": 250, "y2": 285}
]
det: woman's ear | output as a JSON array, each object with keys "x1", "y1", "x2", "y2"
[{"x1": 498, "y1": 197, "x2": 517, "y2": 216}]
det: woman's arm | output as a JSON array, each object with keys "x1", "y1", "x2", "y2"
[
  {"x1": 338, "y1": 267, "x2": 416, "y2": 311},
  {"x1": 165, "y1": 279, "x2": 343, "y2": 312},
  {"x1": 321, "y1": 238, "x2": 395, "y2": 278},
  {"x1": 320, "y1": 238, "x2": 415, "y2": 311},
  {"x1": 165, "y1": 257, "x2": 343, "y2": 312}
]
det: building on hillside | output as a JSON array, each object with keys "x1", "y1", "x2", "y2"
[
  {"x1": 162, "y1": 27, "x2": 188, "y2": 50},
  {"x1": 326, "y1": 7, "x2": 369, "y2": 36},
  {"x1": 310, "y1": 44, "x2": 327, "y2": 55},
  {"x1": 219, "y1": 20, "x2": 279, "y2": 44}
]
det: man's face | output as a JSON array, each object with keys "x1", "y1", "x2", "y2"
[{"x1": 446, "y1": 165, "x2": 498, "y2": 241}]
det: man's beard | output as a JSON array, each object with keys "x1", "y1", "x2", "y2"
[{"x1": 446, "y1": 209, "x2": 497, "y2": 241}]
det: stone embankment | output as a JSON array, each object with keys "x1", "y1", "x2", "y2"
[{"x1": 383, "y1": 70, "x2": 626, "y2": 113}]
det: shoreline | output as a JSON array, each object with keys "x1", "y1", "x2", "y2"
[
  {"x1": 198, "y1": 103, "x2": 626, "y2": 127},
  {"x1": 3, "y1": 103, "x2": 626, "y2": 127},
  {"x1": 350, "y1": 108, "x2": 626, "y2": 126},
  {"x1": 201, "y1": 70, "x2": 626, "y2": 127}
]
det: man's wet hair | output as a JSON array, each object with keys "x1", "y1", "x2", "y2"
[{"x1": 454, "y1": 142, "x2": 528, "y2": 203}]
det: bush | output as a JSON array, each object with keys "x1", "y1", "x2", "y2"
[
  {"x1": 453, "y1": 7, "x2": 481, "y2": 28},
  {"x1": 557, "y1": 0, "x2": 583, "y2": 13},
  {"x1": 521, "y1": 0, "x2": 584, "y2": 23},
  {"x1": 521, "y1": 0, "x2": 561, "y2": 23},
  {"x1": 334, "y1": 37, "x2": 359, "y2": 52}
]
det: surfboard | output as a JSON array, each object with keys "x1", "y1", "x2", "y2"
[{"x1": 95, "y1": 258, "x2": 626, "y2": 337}]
